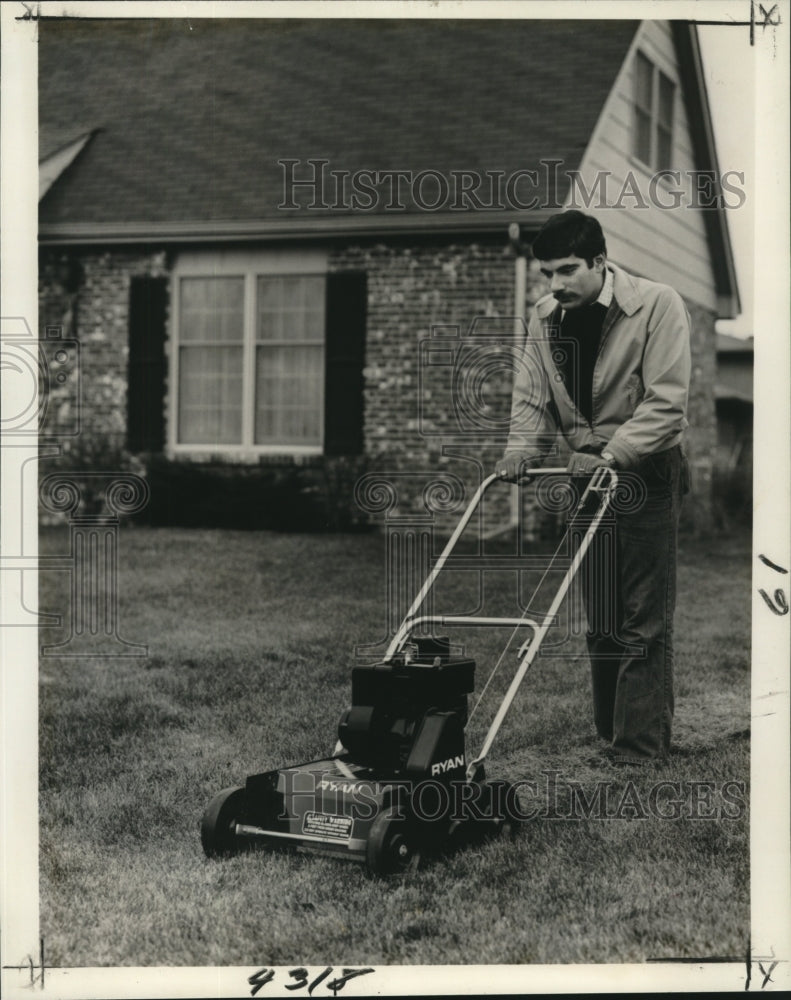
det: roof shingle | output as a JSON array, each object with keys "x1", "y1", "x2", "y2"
[{"x1": 38, "y1": 17, "x2": 639, "y2": 226}]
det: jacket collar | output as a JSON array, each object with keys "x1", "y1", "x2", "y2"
[
  {"x1": 608, "y1": 262, "x2": 643, "y2": 317},
  {"x1": 534, "y1": 261, "x2": 644, "y2": 320}
]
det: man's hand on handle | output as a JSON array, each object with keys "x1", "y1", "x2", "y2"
[
  {"x1": 497, "y1": 451, "x2": 617, "y2": 481},
  {"x1": 495, "y1": 453, "x2": 536, "y2": 483},
  {"x1": 565, "y1": 451, "x2": 616, "y2": 476}
]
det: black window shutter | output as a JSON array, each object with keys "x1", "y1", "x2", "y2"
[
  {"x1": 324, "y1": 271, "x2": 367, "y2": 456},
  {"x1": 127, "y1": 275, "x2": 168, "y2": 453}
]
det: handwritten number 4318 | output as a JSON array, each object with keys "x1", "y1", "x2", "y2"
[{"x1": 249, "y1": 966, "x2": 374, "y2": 997}]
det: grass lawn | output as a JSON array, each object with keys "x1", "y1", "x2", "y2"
[{"x1": 38, "y1": 522, "x2": 751, "y2": 967}]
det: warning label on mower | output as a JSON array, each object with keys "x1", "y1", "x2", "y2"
[{"x1": 303, "y1": 812, "x2": 353, "y2": 841}]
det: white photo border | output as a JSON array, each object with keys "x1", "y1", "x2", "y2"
[{"x1": 2, "y1": 1, "x2": 788, "y2": 996}]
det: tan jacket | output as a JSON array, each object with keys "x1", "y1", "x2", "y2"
[{"x1": 505, "y1": 262, "x2": 691, "y2": 469}]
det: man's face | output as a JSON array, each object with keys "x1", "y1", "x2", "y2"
[{"x1": 538, "y1": 253, "x2": 606, "y2": 310}]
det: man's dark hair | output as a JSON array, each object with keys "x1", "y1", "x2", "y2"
[{"x1": 532, "y1": 210, "x2": 607, "y2": 266}]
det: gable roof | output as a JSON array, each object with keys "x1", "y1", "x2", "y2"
[
  {"x1": 38, "y1": 17, "x2": 640, "y2": 242},
  {"x1": 671, "y1": 22, "x2": 740, "y2": 317},
  {"x1": 39, "y1": 130, "x2": 96, "y2": 201}
]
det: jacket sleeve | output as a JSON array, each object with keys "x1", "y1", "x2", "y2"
[
  {"x1": 604, "y1": 287, "x2": 691, "y2": 468},
  {"x1": 503, "y1": 313, "x2": 560, "y2": 461}
]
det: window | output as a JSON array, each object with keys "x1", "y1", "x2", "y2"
[
  {"x1": 172, "y1": 252, "x2": 328, "y2": 453},
  {"x1": 166, "y1": 251, "x2": 367, "y2": 459},
  {"x1": 255, "y1": 275, "x2": 325, "y2": 445},
  {"x1": 178, "y1": 276, "x2": 245, "y2": 445},
  {"x1": 633, "y1": 51, "x2": 675, "y2": 170}
]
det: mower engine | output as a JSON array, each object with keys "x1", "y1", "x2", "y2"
[
  {"x1": 337, "y1": 636, "x2": 474, "y2": 780},
  {"x1": 200, "y1": 636, "x2": 512, "y2": 875}
]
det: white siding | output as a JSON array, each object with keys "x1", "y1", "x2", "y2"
[{"x1": 566, "y1": 20, "x2": 718, "y2": 311}]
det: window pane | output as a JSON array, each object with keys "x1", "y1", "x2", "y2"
[
  {"x1": 257, "y1": 276, "x2": 283, "y2": 312},
  {"x1": 658, "y1": 72, "x2": 674, "y2": 127},
  {"x1": 656, "y1": 125, "x2": 673, "y2": 171},
  {"x1": 257, "y1": 275, "x2": 326, "y2": 342},
  {"x1": 280, "y1": 274, "x2": 304, "y2": 308},
  {"x1": 180, "y1": 277, "x2": 244, "y2": 343},
  {"x1": 178, "y1": 345, "x2": 243, "y2": 444},
  {"x1": 255, "y1": 344, "x2": 323, "y2": 444},
  {"x1": 634, "y1": 109, "x2": 652, "y2": 163},
  {"x1": 635, "y1": 52, "x2": 653, "y2": 110},
  {"x1": 304, "y1": 304, "x2": 324, "y2": 340}
]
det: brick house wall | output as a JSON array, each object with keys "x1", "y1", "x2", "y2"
[
  {"x1": 38, "y1": 241, "x2": 716, "y2": 532},
  {"x1": 39, "y1": 248, "x2": 169, "y2": 459},
  {"x1": 330, "y1": 241, "x2": 539, "y2": 532}
]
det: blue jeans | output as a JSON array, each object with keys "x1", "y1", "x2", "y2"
[{"x1": 573, "y1": 446, "x2": 687, "y2": 761}]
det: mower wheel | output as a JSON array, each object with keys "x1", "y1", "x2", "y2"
[
  {"x1": 365, "y1": 807, "x2": 419, "y2": 876},
  {"x1": 201, "y1": 786, "x2": 246, "y2": 858}
]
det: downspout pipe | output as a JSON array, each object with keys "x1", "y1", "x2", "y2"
[{"x1": 506, "y1": 222, "x2": 529, "y2": 530}]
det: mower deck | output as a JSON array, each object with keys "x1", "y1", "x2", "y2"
[{"x1": 201, "y1": 753, "x2": 516, "y2": 874}]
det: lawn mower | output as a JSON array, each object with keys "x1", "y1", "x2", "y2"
[{"x1": 201, "y1": 467, "x2": 618, "y2": 874}]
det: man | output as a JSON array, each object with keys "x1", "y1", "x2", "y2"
[{"x1": 497, "y1": 210, "x2": 691, "y2": 764}]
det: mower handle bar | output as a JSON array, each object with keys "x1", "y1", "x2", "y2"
[
  {"x1": 384, "y1": 467, "x2": 617, "y2": 661},
  {"x1": 465, "y1": 465, "x2": 618, "y2": 779}
]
